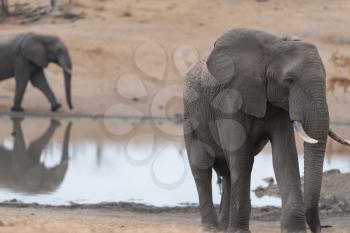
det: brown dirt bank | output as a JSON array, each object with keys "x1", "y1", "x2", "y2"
[
  {"x1": 0, "y1": 0, "x2": 350, "y2": 123},
  {"x1": 0, "y1": 202, "x2": 349, "y2": 233},
  {"x1": 255, "y1": 169, "x2": 350, "y2": 215}
]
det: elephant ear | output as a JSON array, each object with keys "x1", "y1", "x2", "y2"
[
  {"x1": 206, "y1": 30, "x2": 267, "y2": 118},
  {"x1": 206, "y1": 48, "x2": 235, "y2": 85},
  {"x1": 21, "y1": 34, "x2": 48, "y2": 68}
]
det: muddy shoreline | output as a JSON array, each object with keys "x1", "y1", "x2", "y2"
[
  {"x1": 0, "y1": 111, "x2": 177, "y2": 122},
  {"x1": 1, "y1": 112, "x2": 350, "y2": 128},
  {"x1": 1, "y1": 199, "x2": 349, "y2": 223},
  {"x1": 254, "y1": 170, "x2": 350, "y2": 217}
]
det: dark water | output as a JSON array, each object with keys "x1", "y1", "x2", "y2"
[{"x1": 0, "y1": 117, "x2": 349, "y2": 207}]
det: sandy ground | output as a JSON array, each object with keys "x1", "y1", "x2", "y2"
[
  {"x1": 0, "y1": 204, "x2": 348, "y2": 233},
  {"x1": 0, "y1": 0, "x2": 350, "y2": 122},
  {"x1": 0, "y1": 206, "x2": 283, "y2": 233},
  {"x1": 1, "y1": 1, "x2": 350, "y2": 232}
]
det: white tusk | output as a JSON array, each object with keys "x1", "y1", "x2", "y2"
[
  {"x1": 328, "y1": 128, "x2": 350, "y2": 146},
  {"x1": 293, "y1": 121, "x2": 318, "y2": 144}
]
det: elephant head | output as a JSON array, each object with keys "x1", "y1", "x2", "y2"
[
  {"x1": 206, "y1": 28, "x2": 349, "y2": 232},
  {"x1": 21, "y1": 33, "x2": 73, "y2": 109}
]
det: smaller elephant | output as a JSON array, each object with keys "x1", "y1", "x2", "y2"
[
  {"x1": 0, "y1": 32, "x2": 73, "y2": 112},
  {"x1": 0, "y1": 118, "x2": 72, "y2": 194}
]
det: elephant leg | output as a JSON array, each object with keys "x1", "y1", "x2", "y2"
[
  {"x1": 30, "y1": 70, "x2": 61, "y2": 112},
  {"x1": 186, "y1": 134, "x2": 218, "y2": 230},
  {"x1": 214, "y1": 162, "x2": 231, "y2": 230},
  {"x1": 191, "y1": 166, "x2": 218, "y2": 231},
  {"x1": 213, "y1": 117, "x2": 253, "y2": 232},
  {"x1": 12, "y1": 118, "x2": 26, "y2": 152},
  {"x1": 225, "y1": 148, "x2": 254, "y2": 233},
  {"x1": 269, "y1": 113, "x2": 306, "y2": 233},
  {"x1": 27, "y1": 119, "x2": 60, "y2": 162},
  {"x1": 11, "y1": 118, "x2": 28, "y2": 171},
  {"x1": 218, "y1": 174, "x2": 231, "y2": 229},
  {"x1": 12, "y1": 63, "x2": 30, "y2": 111}
]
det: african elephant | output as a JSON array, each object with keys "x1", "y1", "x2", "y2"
[
  {"x1": 0, "y1": 33, "x2": 73, "y2": 112},
  {"x1": 0, "y1": 118, "x2": 72, "y2": 194},
  {"x1": 183, "y1": 28, "x2": 350, "y2": 233}
]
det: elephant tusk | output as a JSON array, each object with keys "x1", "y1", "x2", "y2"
[
  {"x1": 328, "y1": 128, "x2": 350, "y2": 146},
  {"x1": 293, "y1": 121, "x2": 318, "y2": 144}
]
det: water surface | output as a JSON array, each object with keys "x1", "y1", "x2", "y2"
[{"x1": 0, "y1": 117, "x2": 349, "y2": 207}]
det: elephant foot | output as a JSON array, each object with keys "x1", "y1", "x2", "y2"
[
  {"x1": 306, "y1": 208, "x2": 321, "y2": 233},
  {"x1": 218, "y1": 220, "x2": 228, "y2": 231},
  {"x1": 51, "y1": 103, "x2": 62, "y2": 112},
  {"x1": 202, "y1": 221, "x2": 220, "y2": 232},
  {"x1": 225, "y1": 230, "x2": 251, "y2": 233},
  {"x1": 11, "y1": 106, "x2": 24, "y2": 112},
  {"x1": 281, "y1": 230, "x2": 307, "y2": 233},
  {"x1": 218, "y1": 217, "x2": 229, "y2": 231},
  {"x1": 203, "y1": 225, "x2": 221, "y2": 232},
  {"x1": 224, "y1": 227, "x2": 251, "y2": 233}
]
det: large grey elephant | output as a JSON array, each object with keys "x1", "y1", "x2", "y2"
[
  {"x1": 0, "y1": 33, "x2": 73, "y2": 112},
  {"x1": 183, "y1": 28, "x2": 350, "y2": 233},
  {"x1": 0, "y1": 118, "x2": 72, "y2": 194}
]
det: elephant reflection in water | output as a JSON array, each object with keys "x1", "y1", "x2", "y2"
[{"x1": 0, "y1": 118, "x2": 72, "y2": 194}]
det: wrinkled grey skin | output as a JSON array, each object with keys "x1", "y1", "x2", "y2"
[
  {"x1": 0, "y1": 118, "x2": 72, "y2": 194},
  {"x1": 184, "y1": 29, "x2": 329, "y2": 233},
  {"x1": 0, "y1": 33, "x2": 73, "y2": 112}
]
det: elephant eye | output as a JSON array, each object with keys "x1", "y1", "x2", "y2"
[
  {"x1": 284, "y1": 77, "x2": 295, "y2": 86},
  {"x1": 286, "y1": 77, "x2": 294, "y2": 84},
  {"x1": 285, "y1": 72, "x2": 298, "y2": 85}
]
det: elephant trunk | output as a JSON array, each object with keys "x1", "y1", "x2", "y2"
[
  {"x1": 58, "y1": 52, "x2": 73, "y2": 110},
  {"x1": 303, "y1": 128, "x2": 328, "y2": 233},
  {"x1": 64, "y1": 68, "x2": 73, "y2": 109},
  {"x1": 303, "y1": 91, "x2": 329, "y2": 233},
  {"x1": 290, "y1": 78, "x2": 329, "y2": 233},
  {"x1": 61, "y1": 122, "x2": 72, "y2": 164}
]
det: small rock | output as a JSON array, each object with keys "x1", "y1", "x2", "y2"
[
  {"x1": 254, "y1": 186, "x2": 266, "y2": 198},
  {"x1": 323, "y1": 169, "x2": 341, "y2": 175},
  {"x1": 263, "y1": 177, "x2": 275, "y2": 185}
]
